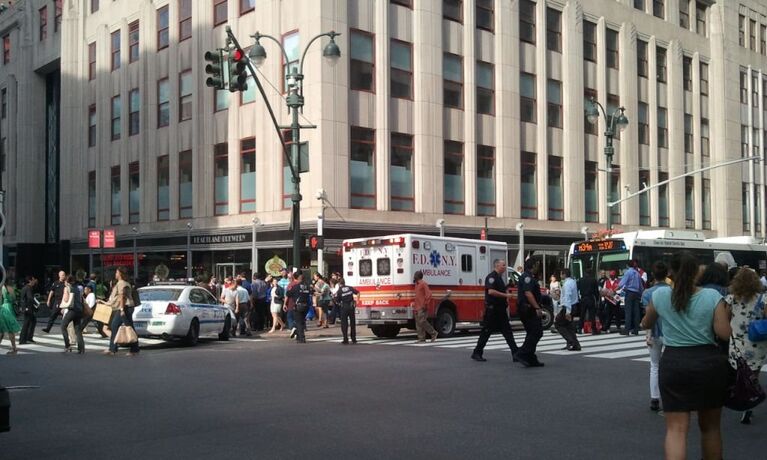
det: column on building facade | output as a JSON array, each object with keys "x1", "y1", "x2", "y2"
[
  {"x1": 596, "y1": 17, "x2": 608, "y2": 226},
  {"x1": 759, "y1": 69, "x2": 766, "y2": 238},
  {"x1": 666, "y1": 40, "x2": 686, "y2": 228},
  {"x1": 647, "y1": 36, "x2": 660, "y2": 226},
  {"x1": 691, "y1": 52, "x2": 703, "y2": 229},
  {"x1": 667, "y1": 0, "x2": 680, "y2": 28},
  {"x1": 97, "y1": 23, "x2": 113, "y2": 227},
  {"x1": 747, "y1": 65, "x2": 756, "y2": 237},
  {"x1": 375, "y1": 0, "x2": 390, "y2": 211},
  {"x1": 138, "y1": 2, "x2": 156, "y2": 223},
  {"x1": 413, "y1": 1, "x2": 442, "y2": 214},
  {"x1": 619, "y1": 22, "x2": 639, "y2": 226},
  {"x1": 534, "y1": 0, "x2": 548, "y2": 220},
  {"x1": 495, "y1": 0, "x2": 519, "y2": 219},
  {"x1": 463, "y1": 0, "x2": 477, "y2": 217},
  {"x1": 561, "y1": 1, "x2": 585, "y2": 222},
  {"x1": 165, "y1": 4, "x2": 181, "y2": 221}
]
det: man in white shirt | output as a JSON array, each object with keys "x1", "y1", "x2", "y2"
[
  {"x1": 557, "y1": 269, "x2": 581, "y2": 351},
  {"x1": 80, "y1": 285, "x2": 99, "y2": 335},
  {"x1": 235, "y1": 280, "x2": 252, "y2": 337}
]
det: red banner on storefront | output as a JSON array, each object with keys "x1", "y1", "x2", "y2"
[
  {"x1": 103, "y1": 229, "x2": 116, "y2": 248},
  {"x1": 88, "y1": 230, "x2": 101, "y2": 249}
]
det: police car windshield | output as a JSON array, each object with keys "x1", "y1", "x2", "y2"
[{"x1": 139, "y1": 289, "x2": 183, "y2": 301}]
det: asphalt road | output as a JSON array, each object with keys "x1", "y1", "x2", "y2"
[{"x1": 1, "y1": 331, "x2": 762, "y2": 460}]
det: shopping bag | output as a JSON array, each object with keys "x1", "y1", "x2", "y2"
[
  {"x1": 114, "y1": 325, "x2": 138, "y2": 346},
  {"x1": 93, "y1": 304, "x2": 112, "y2": 324}
]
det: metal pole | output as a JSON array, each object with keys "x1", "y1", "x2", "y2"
[
  {"x1": 288, "y1": 69, "x2": 303, "y2": 271},
  {"x1": 252, "y1": 219, "x2": 257, "y2": 275},
  {"x1": 186, "y1": 223, "x2": 192, "y2": 280},
  {"x1": 604, "y1": 132, "x2": 614, "y2": 232},
  {"x1": 317, "y1": 210, "x2": 324, "y2": 274},
  {"x1": 133, "y1": 233, "x2": 138, "y2": 282}
]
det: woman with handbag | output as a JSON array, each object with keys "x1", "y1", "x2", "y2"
[
  {"x1": 105, "y1": 267, "x2": 139, "y2": 356},
  {"x1": 725, "y1": 268, "x2": 767, "y2": 424},
  {"x1": 60, "y1": 275, "x2": 85, "y2": 354},
  {"x1": 267, "y1": 277, "x2": 286, "y2": 333},
  {"x1": 0, "y1": 278, "x2": 21, "y2": 355}
]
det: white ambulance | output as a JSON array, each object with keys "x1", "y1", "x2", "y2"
[{"x1": 342, "y1": 234, "x2": 554, "y2": 338}]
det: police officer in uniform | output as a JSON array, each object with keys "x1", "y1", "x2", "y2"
[
  {"x1": 516, "y1": 259, "x2": 545, "y2": 367},
  {"x1": 286, "y1": 272, "x2": 311, "y2": 343},
  {"x1": 471, "y1": 259, "x2": 519, "y2": 362},
  {"x1": 334, "y1": 278, "x2": 360, "y2": 344}
]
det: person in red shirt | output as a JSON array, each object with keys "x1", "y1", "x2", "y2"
[
  {"x1": 411, "y1": 271, "x2": 437, "y2": 343},
  {"x1": 601, "y1": 270, "x2": 621, "y2": 333}
]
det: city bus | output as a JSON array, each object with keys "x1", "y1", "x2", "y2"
[{"x1": 568, "y1": 230, "x2": 767, "y2": 279}]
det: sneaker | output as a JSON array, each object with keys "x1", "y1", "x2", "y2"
[
  {"x1": 289, "y1": 328, "x2": 297, "y2": 339},
  {"x1": 430, "y1": 333, "x2": 438, "y2": 342},
  {"x1": 470, "y1": 353, "x2": 487, "y2": 362},
  {"x1": 341, "y1": 340, "x2": 349, "y2": 345},
  {"x1": 650, "y1": 399, "x2": 660, "y2": 411},
  {"x1": 42, "y1": 327, "x2": 51, "y2": 333},
  {"x1": 741, "y1": 410, "x2": 753, "y2": 424}
]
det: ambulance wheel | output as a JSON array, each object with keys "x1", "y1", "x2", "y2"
[
  {"x1": 540, "y1": 306, "x2": 554, "y2": 330},
  {"x1": 219, "y1": 315, "x2": 231, "y2": 341},
  {"x1": 435, "y1": 308, "x2": 456, "y2": 338},
  {"x1": 371, "y1": 325, "x2": 400, "y2": 338}
]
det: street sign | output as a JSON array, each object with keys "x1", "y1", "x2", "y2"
[
  {"x1": 88, "y1": 230, "x2": 101, "y2": 249},
  {"x1": 103, "y1": 229, "x2": 116, "y2": 249},
  {"x1": 309, "y1": 235, "x2": 324, "y2": 251}
]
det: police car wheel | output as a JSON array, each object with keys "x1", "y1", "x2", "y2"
[
  {"x1": 184, "y1": 319, "x2": 200, "y2": 346},
  {"x1": 435, "y1": 308, "x2": 456, "y2": 338},
  {"x1": 218, "y1": 315, "x2": 231, "y2": 341}
]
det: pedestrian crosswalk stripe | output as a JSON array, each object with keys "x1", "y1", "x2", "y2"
[{"x1": 591, "y1": 348, "x2": 654, "y2": 359}]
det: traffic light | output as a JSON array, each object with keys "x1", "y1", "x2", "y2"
[
  {"x1": 309, "y1": 235, "x2": 324, "y2": 251},
  {"x1": 228, "y1": 48, "x2": 248, "y2": 92},
  {"x1": 204, "y1": 50, "x2": 226, "y2": 90}
]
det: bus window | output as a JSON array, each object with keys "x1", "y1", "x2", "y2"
[
  {"x1": 571, "y1": 259, "x2": 583, "y2": 279},
  {"x1": 377, "y1": 258, "x2": 391, "y2": 276},
  {"x1": 359, "y1": 259, "x2": 373, "y2": 277},
  {"x1": 599, "y1": 252, "x2": 630, "y2": 276}
]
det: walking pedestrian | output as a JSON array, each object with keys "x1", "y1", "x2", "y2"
[
  {"x1": 548, "y1": 274, "x2": 561, "y2": 311},
  {"x1": 313, "y1": 273, "x2": 331, "y2": 328},
  {"x1": 555, "y1": 269, "x2": 581, "y2": 351},
  {"x1": 641, "y1": 252, "x2": 731, "y2": 460},
  {"x1": 267, "y1": 277, "x2": 286, "y2": 333},
  {"x1": 620, "y1": 260, "x2": 645, "y2": 335},
  {"x1": 278, "y1": 268, "x2": 294, "y2": 331},
  {"x1": 220, "y1": 277, "x2": 238, "y2": 336},
  {"x1": 515, "y1": 259, "x2": 545, "y2": 367},
  {"x1": 250, "y1": 273, "x2": 269, "y2": 331},
  {"x1": 328, "y1": 273, "x2": 341, "y2": 325},
  {"x1": 285, "y1": 272, "x2": 311, "y2": 343},
  {"x1": 601, "y1": 271, "x2": 621, "y2": 333},
  {"x1": 412, "y1": 271, "x2": 438, "y2": 343},
  {"x1": 641, "y1": 261, "x2": 671, "y2": 412},
  {"x1": 42, "y1": 270, "x2": 67, "y2": 333},
  {"x1": 335, "y1": 278, "x2": 360, "y2": 344},
  {"x1": 60, "y1": 275, "x2": 85, "y2": 354},
  {"x1": 79, "y1": 285, "x2": 98, "y2": 335},
  {"x1": 577, "y1": 269, "x2": 601, "y2": 335},
  {"x1": 105, "y1": 267, "x2": 140, "y2": 356},
  {"x1": 471, "y1": 260, "x2": 519, "y2": 362},
  {"x1": 697, "y1": 263, "x2": 730, "y2": 297},
  {"x1": 0, "y1": 279, "x2": 20, "y2": 354},
  {"x1": 725, "y1": 267, "x2": 767, "y2": 425},
  {"x1": 19, "y1": 276, "x2": 38, "y2": 344},
  {"x1": 235, "y1": 279, "x2": 252, "y2": 336}
]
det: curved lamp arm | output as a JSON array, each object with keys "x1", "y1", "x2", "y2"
[
  {"x1": 299, "y1": 31, "x2": 341, "y2": 77},
  {"x1": 250, "y1": 32, "x2": 291, "y2": 67}
]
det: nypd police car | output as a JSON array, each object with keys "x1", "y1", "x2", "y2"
[{"x1": 133, "y1": 283, "x2": 232, "y2": 345}]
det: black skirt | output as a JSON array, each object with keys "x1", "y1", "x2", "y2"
[{"x1": 659, "y1": 345, "x2": 730, "y2": 412}]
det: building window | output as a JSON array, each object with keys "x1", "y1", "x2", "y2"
[
  {"x1": 762, "y1": 24, "x2": 767, "y2": 55},
  {"x1": 215, "y1": 89, "x2": 229, "y2": 112},
  {"x1": 179, "y1": 150, "x2": 193, "y2": 219},
  {"x1": 611, "y1": 169, "x2": 621, "y2": 225},
  {"x1": 281, "y1": 129, "x2": 309, "y2": 209},
  {"x1": 607, "y1": 94, "x2": 621, "y2": 140},
  {"x1": 476, "y1": 145, "x2": 495, "y2": 216},
  {"x1": 639, "y1": 170, "x2": 650, "y2": 226},
  {"x1": 739, "y1": 15, "x2": 746, "y2": 47},
  {"x1": 241, "y1": 0, "x2": 255, "y2": 15},
  {"x1": 653, "y1": 0, "x2": 664, "y2": 19},
  {"x1": 684, "y1": 114, "x2": 693, "y2": 153},
  {"x1": 702, "y1": 178, "x2": 711, "y2": 229},
  {"x1": 476, "y1": 0, "x2": 494, "y2": 31},
  {"x1": 157, "y1": 155, "x2": 170, "y2": 221},
  {"x1": 634, "y1": 0, "x2": 645, "y2": 11},
  {"x1": 240, "y1": 138, "x2": 256, "y2": 213},
  {"x1": 583, "y1": 21, "x2": 597, "y2": 62},
  {"x1": 679, "y1": 0, "x2": 689, "y2": 29},
  {"x1": 546, "y1": 8, "x2": 561, "y2": 52},
  {"x1": 88, "y1": 42, "x2": 96, "y2": 80},
  {"x1": 741, "y1": 125, "x2": 749, "y2": 157},
  {"x1": 443, "y1": 0, "x2": 462, "y2": 23},
  {"x1": 700, "y1": 62, "x2": 708, "y2": 95},
  {"x1": 444, "y1": 140, "x2": 464, "y2": 215},
  {"x1": 350, "y1": 127, "x2": 376, "y2": 209},
  {"x1": 743, "y1": 183, "x2": 750, "y2": 231},
  {"x1": 637, "y1": 40, "x2": 648, "y2": 78},
  {"x1": 476, "y1": 61, "x2": 494, "y2": 115},
  {"x1": 683, "y1": 56, "x2": 692, "y2": 91},
  {"x1": 638, "y1": 102, "x2": 649, "y2": 145},
  {"x1": 701, "y1": 118, "x2": 709, "y2": 156},
  {"x1": 111, "y1": 30, "x2": 120, "y2": 71},
  {"x1": 214, "y1": 0, "x2": 228, "y2": 26},
  {"x1": 2, "y1": 35, "x2": 9, "y2": 65},
  {"x1": 129, "y1": 88, "x2": 140, "y2": 136},
  {"x1": 751, "y1": 19, "x2": 757, "y2": 51},
  {"x1": 39, "y1": 6, "x2": 47, "y2": 41},
  {"x1": 157, "y1": 6, "x2": 169, "y2": 50},
  {"x1": 443, "y1": 53, "x2": 463, "y2": 109},
  {"x1": 88, "y1": 171, "x2": 96, "y2": 227},
  {"x1": 179, "y1": 70, "x2": 192, "y2": 121},
  {"x1": 391, "y1": 40, "x2": 413, "y2": 99},
  {"x1": 656, "y1": 47, "x2": 667, "y2": 82},
  {"x1": 350, "y1": 30, "x2": 375, "y2": 92},
  {"x1": 391, "y1": 133, "x2": 414, "y2": 211},
  {"x1": 391, "y1": 0, "x2": 412, "y2": 8},
  {"x1": 129, "y1": 162, "x2": 140, "y2": 224},
  {"x1": 55, "y1": 0, "x2": 62, "y2": 32},
  {"x1": 548, "y1": 156, "x2": 563, "y2": 221},
  {"x1": 111, "y1": 166, "x2": 121, "y2": 225},
  {"x1": 740, "y1": 69, "x2": 748, "y2": 104},
  {"x1": 129, "y1": 21, "x2": 139, "y2": 63},
  {"x1": 753, "y1": 73, "x2": 760, "y2": 107},
  {"x1": 241, "y1": 75, "x2": 256, "y2": 104},
  {"x1": 519, "y1": 0, "x2": 536, "y2": 45},
  {"x1": 606, "y1": 29, "x2": 619, "y2": 70},
  {"x1": 91, "y1": 0, "x2": 99, "y2": 14},
  {"x1": 520, "y1": 72, "x2": 536, "y2": 123},
  {"x1": 584, "y1": 88, "x2": 598, "y2": 135},
  {"x1": 657, "y1": 172, "x2": 669, "y2": 227},
  {"x1": 585, "y1": 161, "x2": 598, "y2": 222},
  {"x1": 547, "y1": 79, "x2": 562, "y2": 128},
  {"x1": 88, "y1": 104, "x2": 97, "y2": 147},
  {"x1": 0, "y1": 88, "x2": 4, "y2": 118},
  {"x1": 658, "y1": 106, "x2": 668, "y2": 148},
  {"x1": 111, "y1": 95, "x2": 121, "y2": 141},
  {"x1": 214, "y1": 143, "x2": 228, "y2": 215},
  {"x1": 282, "y1": 31, "x2": 300, "y2": 92},
  {"x1": 521, "y1": 152, "x2": 537, "y2": 219},
  {"x1": 157, "y1": 78, "x2": 169, "y2": 128},
  {"x1": 179, "y1": 0, "x2": 192, "y2": 42},
  {"x1": 696, "y1": 2, "x2": 707, "y2": 36}
]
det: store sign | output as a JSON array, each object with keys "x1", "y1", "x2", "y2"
[
  {"x1": 192, "y1": 233, "x2": 248, "y2": 245},
  {"x1": 264, "y1": 255, "x2": 287, "y2": 276},
  {"x1": 88, "y1": 230, "x2": 101, "y2": 249},
  {"x1": 103, "y1": 229, "x2": 117, "y2": 248},
  {"x1": 101, "y1": 254, "x2": 134, "y2": 267}
]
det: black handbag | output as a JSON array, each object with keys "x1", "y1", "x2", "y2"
[{"x1": 724, "y1": 342, "x2": 766, "y2": 411}]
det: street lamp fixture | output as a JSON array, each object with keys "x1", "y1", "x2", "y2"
[
  {"x1": 322, "y1": 34, "x2": 342, "y2": 66},
  {"x1": 436, "y1": 219, "x2": 445, "y2": 238},
  {"x1": 584, "y1": 97, "x2": 630, "y2": 231}
]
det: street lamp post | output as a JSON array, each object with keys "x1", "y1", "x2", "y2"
[
  {"x1": 248, "y1": 31, "x2": 341, "y2": 271},
  {"x1": 251, "y1": 217, "x2": 263, "y2": 276},
  {"x1": 580, "y1": 226, "x2": 590, "y2": 241},
  {"x1": 585, "y1": 98, "x2": 629, "y2": 231},
  {"x1": 186, "y1": 222, "x2": 192, "y2": 280},
  {"x1": 131, "y1": 227, "x2": 138, "y2": 283},
  {"x1": 316, "y1": 189, "x2": 327, "y2": 275}
]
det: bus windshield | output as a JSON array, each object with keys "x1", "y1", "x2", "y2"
[{"x1": 570, "y1": 251, "x2": 630, "y2": 279}]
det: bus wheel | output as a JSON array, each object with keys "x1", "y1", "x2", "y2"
[
  {"x1": 371, "y1": 325, "x2": 400, "y2": 338},
  {"x1": 435, "y1": 308, "x2": 456, "y2": 338}
]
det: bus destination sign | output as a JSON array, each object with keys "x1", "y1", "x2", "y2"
[{"x1": 574, "y1": 239, "x2": 626, "y2": 254}]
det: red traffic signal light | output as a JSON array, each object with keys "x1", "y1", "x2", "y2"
[
  {"x1": 309, "y1": 235, "x2": 324, "y2": 251},
  {"x1": 233, "y1": 49, "x2": 245, "y2": 61}
]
